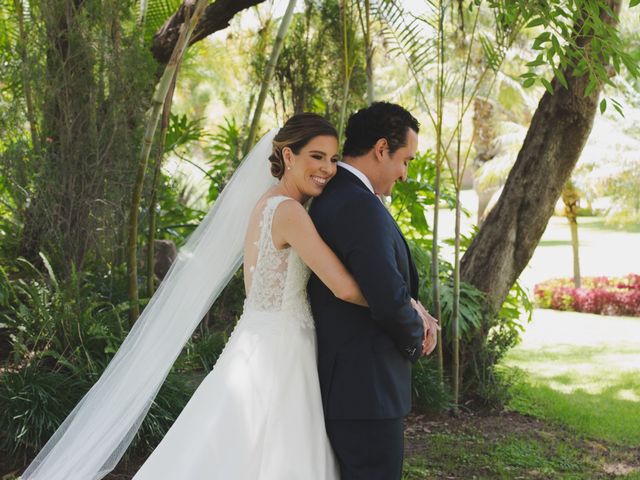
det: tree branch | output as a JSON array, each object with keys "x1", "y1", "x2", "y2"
[{"x1": 151, "y1": 0, "x2": 267, "y2": 64}]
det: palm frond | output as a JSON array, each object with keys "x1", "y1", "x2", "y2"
[
  {"x1": 374, "y1": 0, "x2": 439, "y2": 76},
  {"x1": 0, "y1": 0, "x2": 20, "y2": 52},
  {"x1": 474, "y1": 120, "x2": 527, "y2": 191},
  {"x1": 137, "y1": 0, "x2": 183, "y2": 43}
]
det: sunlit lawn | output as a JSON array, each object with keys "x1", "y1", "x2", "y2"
[
  {"x1": 503, "y1": 309, "x2": 640, "y2": 446},
  {"x1": 407, "y1": 198, "x2": 640, "y2": 477}
]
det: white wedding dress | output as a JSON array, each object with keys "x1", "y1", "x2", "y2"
[{"x1": 133, "y1": 195, "x2": 339, "y2": 480}]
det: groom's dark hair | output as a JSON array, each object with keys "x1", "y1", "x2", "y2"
[{"x1": 342, "y1": 102, "x2": 420, "y2": 157}]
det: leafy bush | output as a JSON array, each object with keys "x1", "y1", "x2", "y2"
[
  {"x1": 0, "y1": 256, "x2": 208, "y2": 462},
  {"x1": 394, "y1": 152, "x2": 531, "y2": 409},
  {"x1": 534, "y1": 274, "x2": 640, "y2": 316},
  {"x1": 179, "y1": 331, "x2": 228, "y2": 373},
  {"x1": 0, "y1": 257, "x2": 127, "y2": 374},
  {"x1": 411, "y1": 357, "x2": 451, "y2": 413},
  {"x1": 0, "y1": 364, "x2": 90, "y2": 466},
  {"x1": 128, "y1": 371, "x2": 196, "y2": 456}
]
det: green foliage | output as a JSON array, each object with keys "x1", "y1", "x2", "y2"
[
  {"x1": 411, "y1": 357, "x2": 451, "y2": 412},
  {"x1": 517, "y1": 0, "x2": 640, "y2": 100},
  {"x1": 464, "y1": 281, "x2": 531, "y2": 407},
  {"x1": 253, "y1": 0, "x2": 368, "y2": 125},
  {"x1": 204, "y1": 117, "x2": 244, "y2": 202},
  {"x1": 0, "y1": 256, "x2": 129, "y2": 462},
  {"x1": 128, "y1": 371, "x2": 195, "y2": 455},
  {"x1": 0, "y1": 0, "x2": 159, "y2": 274},
  {"x1": 374, "y1": 0, "x2": 437, "y2": 75},
  {"x1": 439, "y1": 279, "x2": 485, "y2": 342},
  {"x1": 180, "y1": 330, "x2": 228, "y2": 373},
  {"x1": 138, "y1": 0, "x2": 183, "y2": 45},
  {"x1": 165, "y1": 113, "x2": 207, "y2": 153},
  {"x1": 0, "y1": 257, "x2": 128, "y2": 373},
  {"x1": 0, "y1": 363, "x2": 90, "y2": 465},
  {"x1": 0, "y1": 255, "x2": 228, "y2": 461},
  {"x1": 274, "y1": 2, "x2": 328, "y2": 114},
  {"x1": 393, "y1": 150, "x2": 530, "y2": 408},
  {"x1": 152, "y1": 172, "x2": 205, "y2": 244},
  {"x1": 390, "y1": 150, "x2": 456, "y2": 242}
]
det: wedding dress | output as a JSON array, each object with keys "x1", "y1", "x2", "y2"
[{"x1": 133, "y1": 195, "x2": 339, "y2": 480}]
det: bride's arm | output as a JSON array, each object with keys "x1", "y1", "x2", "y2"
[{"x1": 272, "y1": 199, "x2": 368, "y2": 307}]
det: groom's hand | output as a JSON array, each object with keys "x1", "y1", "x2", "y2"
[{"x1": 411, "y1": 299, "x2": 440, "y2": 357}]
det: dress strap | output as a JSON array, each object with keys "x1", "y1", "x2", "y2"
[{"x1": 258, "y1": 195, "x2": 294, "y2": 250}]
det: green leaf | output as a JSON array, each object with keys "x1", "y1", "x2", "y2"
[
  {"x1": 541, "y1": 78, "x2": 554, "y2": 94},
  {"x1": 584, "y1": 76, "x2": 598, "y2": 97},
  {"x1": 630, "y1": 0, "x2": 640, "y2": 7},
  {"x1": 526, "y1": 54, "x2": 545, "y2": 67},
  {"x1": 600, "y1": 98, "x2": 607, "y2": 114},
  {"x1": 532, "y1": 32, "x2": 551, "y2": 50},
  {"x1": 554, "y1": 68, "x2": 569, "y2": 89},
  {"x1": 523, "y1": 78, "x2": 535, "y2": 88},
  {"x1": 526, "y1": 17, "x2": 545, "y2": 28},
  {"x1": 613, "y1": 103, "x2": 625, "y2": 117}
]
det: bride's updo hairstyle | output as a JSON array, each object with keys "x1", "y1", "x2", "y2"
[{"x1": 269, "y1": 113, "x2": 338, "y2": 179}]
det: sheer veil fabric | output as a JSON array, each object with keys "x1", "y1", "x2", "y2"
[{"x1": 21, "y1": 130, "x2": 279, "y2": 480}]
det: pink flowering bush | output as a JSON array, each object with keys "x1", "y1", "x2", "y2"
[{"x1": 534, "y1": 274, "x2": 640, "y2": 317}]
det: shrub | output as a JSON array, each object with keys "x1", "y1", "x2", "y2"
[
  {"x1": 411, "y1": 357, "x2": 451, "y2": 412},
  {"x1": 0, "y1": 364, "x2": 90, "y2": 466},
  {"x1": 179, "y1": 331, "x2": 228, "y2": 373},
  {"x1": 534, "y1": 274, "x2": 640, "y2": 316},
  {"x1": 407, "y1": 237, "x2": 532, "y2": 409},
  {"x1": 0, "y1": 257, "x2": 203, "y2": 462}
]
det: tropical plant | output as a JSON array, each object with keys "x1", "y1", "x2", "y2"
[
  {"x1": 127, "y1": 0, "x2": 208, "y2": 323},
  {"x1": 245, "y1": 0, "x2": 297, "y2": 153}
]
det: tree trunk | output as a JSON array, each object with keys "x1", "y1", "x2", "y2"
[
  {"x1": 13, "y1": 0, "x2": 40, "y2": 153},
  {"x1": 431, "y1": 0, "x2": 446, "y2": 384},
  {"x1": 18, "y1": 0, "x2": 98, "y2": 275},
  {"x1": 460, "y1": 1, "x2": 621, "y2": 313},
  {"x1": 337, "y1": 0, "x2": 354, "y2": 142},
  {"x1": 357, "y1": 0, "x2": 374, "y2": 104},
  {"x1": 147, "y1": 73, "x2": 178, "y2": 297},
  {"x1": 471, "y1": 98, "x2": 498, "y2": 223},
  {"x1": 562, "y1": 181, "x2": 582, "y2": 288},
  {"x1": 151, "y1": 0, "x2": 267, "y2": 64}
]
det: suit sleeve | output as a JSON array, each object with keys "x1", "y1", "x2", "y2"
[{"x1": 334, "y1": 196, "x2": 424, "y2": 362}]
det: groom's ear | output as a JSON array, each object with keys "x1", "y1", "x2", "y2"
[{"x1": 373, "y1": 138, "x2": 388, "y2": 162}]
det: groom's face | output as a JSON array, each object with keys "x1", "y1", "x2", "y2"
[{"x1": 375, "y1": 128, "x2": 418, "y2": 196}]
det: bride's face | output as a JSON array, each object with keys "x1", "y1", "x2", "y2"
[{"x1": 283, "y1": 135, "x2": 339, "y2": 198}]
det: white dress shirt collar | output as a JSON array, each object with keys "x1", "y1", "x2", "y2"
[{"x1": 338, "y1": 161, "x2": 375, "y2": 194}]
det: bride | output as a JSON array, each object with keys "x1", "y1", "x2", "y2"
[
  {"x1": 133, "y1": 114, "x2": 365, "y2": 479},
  {"x1": 21, "y1": 113, "x2": 368, "y2": 480}
]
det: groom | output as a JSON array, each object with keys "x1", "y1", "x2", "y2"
[{"x1": 308, "y1": 102, "x2": 438, "y2": 479}]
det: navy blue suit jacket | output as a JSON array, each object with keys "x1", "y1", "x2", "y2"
[{"x1": 308, "y1": 166, "x2": 424, "y2": 420}]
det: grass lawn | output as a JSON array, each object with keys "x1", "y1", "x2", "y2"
[
  {"x1": 402, "y1": 205, "x2": 640, "y2": 478},
  {"x1": 503, "y1": 309, "x2": 640, "y2": 446},
  {"x1": 402, "y1": 411, "x2": 640, "y2": 479}
]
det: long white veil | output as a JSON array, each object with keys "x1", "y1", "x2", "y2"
[{"x1": 21, "y1": 129, "x2": 279, "y2": 480}]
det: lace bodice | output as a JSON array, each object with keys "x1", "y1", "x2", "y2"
[{"x1": 245, "y1": 196, "x2": 313, "y2": 327}]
